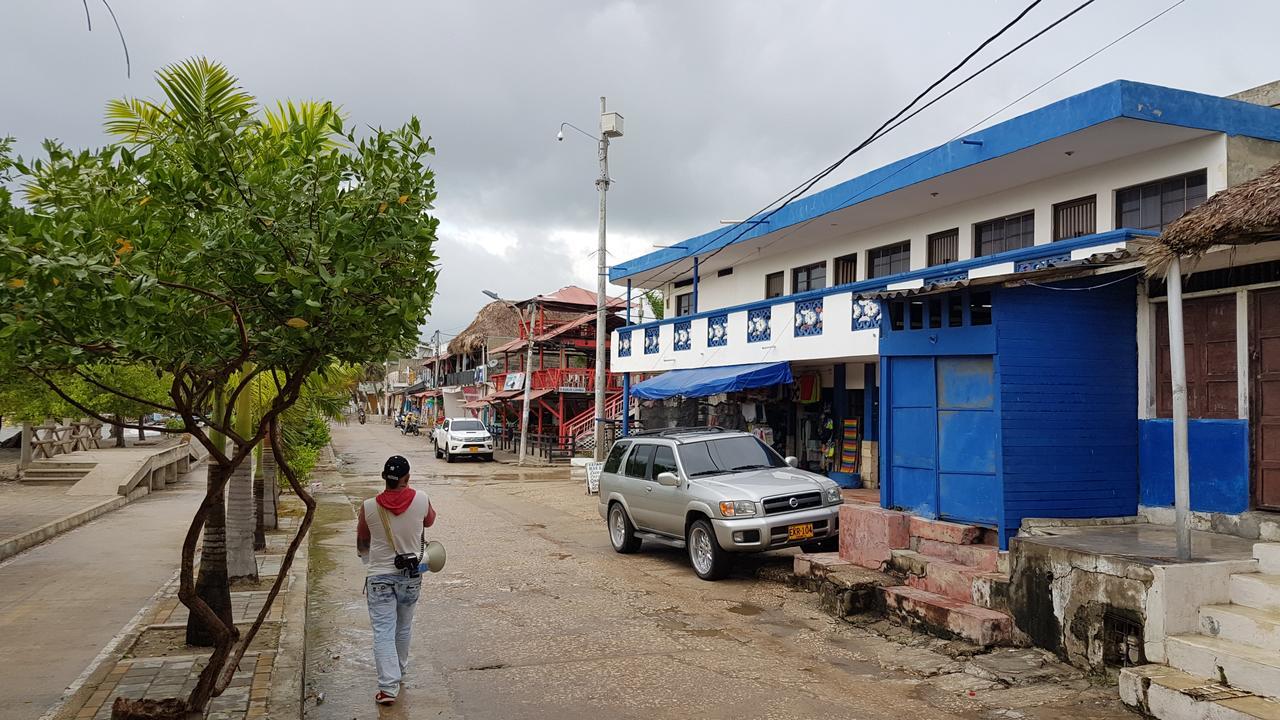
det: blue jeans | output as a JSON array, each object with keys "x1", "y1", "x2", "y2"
[{"x1": 366, "y1": 573, "x2": 422, "y2": 696}]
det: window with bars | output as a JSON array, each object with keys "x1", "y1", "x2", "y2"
[
  {"x1": 868, "y1": 241, "x2": 911, "y2": 279},
  {"x1": 675, "y1": 292, "x2": 693, "y2": 317},
  {"x1": 1116, "y1": 170, "x2": 1207, "y2": 232},
  {"x1": 1053, "y1": 195, "x2": 1096, "y2": 241},
  {"x1": 792, "y1": 262, "x2": 827, "y2": 293},
  {"x1": 834, "y1": 253, "x2": 858, "y2": 285},
  {"x1": 765, "y1": 271, "x2": 784, "y2": 299},
  {"x1": 975, "y1": 211, "x2": 1034, "y2": 257},
  {"x1": 927, "y1": 228, "x2": 959, "y2": 266}
]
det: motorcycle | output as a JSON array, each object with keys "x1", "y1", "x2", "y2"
[
  {"x1": 401, "y1": 420, "x2": 421, "y2": 437},
  {"x1": 357, "y1": 409, "x2": 367, "y2": 425}
]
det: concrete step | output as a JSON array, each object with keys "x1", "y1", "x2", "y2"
[
  {"x1": 1166, "y1": 634, "x2": 1280, "y2": 700},
  {"x1": 881, "y1": 585, "x2": 1013, "y2": 647},
  {"x1": 909, "y1": 516, "x2": 993, "y2": 546},
  {"x1": 20, "y1": 470, "x2": 90, "y2": 484},
  {"x1": 1256, "y1": 544, "x2": 1280, "y2": 575},
  {"x1": 915, "y1": 538, "x2": 1000, "y2": 571},
  {"x1": 1120, "y1": 664, "x2": 1280, "y2": 720},
  {"x1": 1200, "y1": 604, "x2": 1280, "y2": 653},
  {"x1": 1231, "y1": 573, "x2": 1280, "y2": 612},
  {"x1": 890, "y1": 549, "x2": 1011, "y2": 611}
]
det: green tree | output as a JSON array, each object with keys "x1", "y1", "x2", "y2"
[{"x1": 0, "y1": 58, "x2": 438, "y2": 719}]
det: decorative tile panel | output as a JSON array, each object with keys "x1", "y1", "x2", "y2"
[
  {"x1": 707, "y1": 314, "x2": 728, "y2": 347},
  {"x1": 794, "y1": 298, "x2": 823, "y2": 337},
  {"x1": 851, "y1": 298, "x2": 882, "y2": 331},
  {"x1": 747, "y1": 307, "x2": 771, "y2": 343},
  {"x1": 927, "y1": 271, "x2": 969, "y2": 285},
  {"x1": 643, "y1": 326, "x2": 660, "y2": 355},
  {"x1": 618, "y1": 330, "x2": 632, "y2": 357},
  {"x1": 673, "y1": 320, "x2": 692, "y2": 351},
  {"x1": 1015, "y1": 253, "x2": 1072, "y2": 272}
]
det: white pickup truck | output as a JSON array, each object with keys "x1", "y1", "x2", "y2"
[{"x1": 432, "y1": 417, "x2": 495, "y2": 463}]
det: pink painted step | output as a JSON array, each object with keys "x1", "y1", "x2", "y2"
[
  {"x1": 839, "y1": 504, "x2": 911, "y2": 570},
  {"x1": 882, "y1": 585, "x2": 1013, "y2": 646},
  {"x1": 915, "y1": 538, "x2": 1000, "y2": 571},
  {"x1": 909, "y1": 516, "x2": 994, "y2": 546}
]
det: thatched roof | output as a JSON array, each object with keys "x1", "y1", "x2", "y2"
[
  {"x1": 1142, "y1": 161, "x2": 1280, "y2": 273},
  {"x1": 447, "y1": 301, "x2": 523, "y2": 356}
]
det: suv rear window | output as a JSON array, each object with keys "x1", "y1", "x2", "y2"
[
  {"x1": 624, "y1": 444, "x2": 654, "y2": 479},
  {"x1": 603, "y1": 441, "x2": 630, "y2": 473},
  {"x1": 677, "y1": 436, "x2": 786, "y2": 477}
]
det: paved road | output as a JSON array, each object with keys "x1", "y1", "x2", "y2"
[
  {"x1": 0, "y1": 471, "x2": 203, "y2": 720},
  {"x1": 306, "y1": 424, "x2": 1131, "y2": 720}
]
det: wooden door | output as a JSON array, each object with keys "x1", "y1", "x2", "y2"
[
  {"x1": 1155, "y1": 295, "x2": 1238, "y2": 419},
  {"x1": 1252, "y1": 288, "x2": 1280, "y2": 510}
]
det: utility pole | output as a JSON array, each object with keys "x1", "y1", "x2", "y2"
[
  {"x1": 1166, "y1": 257, "x2": 1192, "y2": 561},
  {"x1": 519, "y1": 299, "x2": 536, "y2": 465},
  {"x1": 560, "y1": 101, "x2": 622, "y2": 461}
]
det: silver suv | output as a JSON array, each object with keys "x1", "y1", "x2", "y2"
[{"x1": 597, "y1": 428, "x2": 844, "y2": 580}]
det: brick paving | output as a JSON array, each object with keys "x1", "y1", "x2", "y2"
[
  {"x1": 52, "y1": 497, "x2": 307, "y2": 720},
  {"x1": 0, "y1": 481, "x2": 114, "y2": 543},
  {"x1": 75, "y1": 653, "x2": 271, "y2": 720}
]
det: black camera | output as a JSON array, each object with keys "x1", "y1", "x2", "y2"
[{"x1": 393, "y1": 553, "x2": 421, "y2": 578}]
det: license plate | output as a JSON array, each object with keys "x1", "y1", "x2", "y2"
[
  {"x1": 468, "y1": 447, "x2": 478, "y2": 453},
  {"x1": 787, "y1": 523, "x2": 815, "y2": 541}
]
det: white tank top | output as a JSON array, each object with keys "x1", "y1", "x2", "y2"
[{"x1": 363, "y1": 490, "x2": 431, "y2": 577}]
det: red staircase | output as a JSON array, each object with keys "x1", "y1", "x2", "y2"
[{"x1": 561, "y1": 391, "x2": 624, "y2": 452}]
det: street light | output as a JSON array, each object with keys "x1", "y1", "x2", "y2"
[
  {"x1": 558, "y1": 97, "x2": 623, "y2": 461},
  {"x1": 483, "y1": 290, "x2": 536, "y2": 467}
]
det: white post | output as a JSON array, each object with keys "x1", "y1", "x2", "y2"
[
  {"x1": 519, "y1": 300, "x2": 536, "y2": 466},
  {"x1": 1166, "y1": 256, "x2": 1193, "y2": 561},
  {"x1": 593, "y1": 96, "x2": 611, "y2": 462}
]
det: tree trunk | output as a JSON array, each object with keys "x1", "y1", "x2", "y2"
[
  {"x1": 252, "y1": 453, "x2": 266, "y2": 551},
  {"x1": 114, "y1": 416, "x2": 126, "y2": 448},
  {"x1": 138, "y1": 419, "x2": 146, "y2": 442},
  {"x1": 186, "y1": 462, "x2": 234, "y2": 647},
  {"x1": 225, "y1": 447, "x2": 258, "y2": 580},
  {"x1": 261, "y1": 441, "x2": 278, "y2": 531}
]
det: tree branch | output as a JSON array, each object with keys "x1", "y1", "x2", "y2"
[
  {"x1": 70, "y1": 367, "x2": 181, "y2": 414},
  {"x1": 27, "y1": 371, "x2": 174, "y2": 434}
]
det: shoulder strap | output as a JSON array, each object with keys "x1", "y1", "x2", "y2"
[{"x1": 375, "y1": 502, "x2": 400, "y2": 554}]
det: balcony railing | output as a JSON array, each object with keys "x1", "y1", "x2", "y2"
[
  {"x1": 489, "y1": 367, "x2": 623, "y2": 394},
  {"x1": 442, "y1": 369, "x2": 481, "y2": 387}
]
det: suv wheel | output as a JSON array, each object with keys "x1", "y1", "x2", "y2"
[
  {"x1": 687, "y1": 518, "x2": 730, "y2": 580},
  {"x1": 434, "y1": 441, "x2": 443, "y2": 459},
  {"x1": 608, "y1": 503, "x2": 641, "y2": 553}
]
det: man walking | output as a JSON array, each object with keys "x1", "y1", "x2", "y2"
[{"x1": 356, "y1": 455, "x2": 436, "y2": 705}]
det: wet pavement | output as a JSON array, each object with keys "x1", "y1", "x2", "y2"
[{"x1": 305, "y1": 423, "x2": 1134, "y2": 720}]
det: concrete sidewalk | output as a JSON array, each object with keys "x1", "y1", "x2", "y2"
[{"x1": 0, "y1": 470, "x2": 204, "y2": 720}]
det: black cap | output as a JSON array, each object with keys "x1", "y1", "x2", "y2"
[{"x1": 382, "y1": 455, "x2": 410, "y2": 482}]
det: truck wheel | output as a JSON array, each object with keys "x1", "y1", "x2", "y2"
[
  {"x1": 444, "y1": 447, "x2": 455, "y2": 463},
  {"x1": 687, "y1": 518, "x2": 730, "y2": 580},
  {"x1": 608, "y1": 503, "x2": 642, "y2": 554},
  {"x1": 434, "y1": 442, "x2": 443, "y2": 459}
]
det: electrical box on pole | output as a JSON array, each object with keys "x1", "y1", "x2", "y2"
[{"x1": 601, "y1": 112, "x2": 624, "y2": 138}]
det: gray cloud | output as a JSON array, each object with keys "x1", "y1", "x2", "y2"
[{"x1": 4, "y1": 0, "x2": 1277, "y2": 339}]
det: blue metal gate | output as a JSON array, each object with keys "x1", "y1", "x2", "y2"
[{"x1": 886, "y1": 355, "x2": 998, "y2": 526}]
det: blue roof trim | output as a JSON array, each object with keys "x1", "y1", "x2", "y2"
[
  {"x1": 620, "y1": 228, "x2": 1153, "y2": 332},
  {"x1": 611, "y1": 80, "x2": 1280, "y2": 283}
]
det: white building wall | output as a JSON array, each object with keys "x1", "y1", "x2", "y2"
[{"x1": 682, "y1": 134, "x2": 1227, "y2": 313}]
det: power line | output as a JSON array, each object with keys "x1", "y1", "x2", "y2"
[
  {"x1": 740, "y1": 0, "x2": 1190, "y2": 264},
  {"x1": 629, "y1": 0, "x2": 1051, "y2": 288},
  {"x1": 632, "y1": 0, "x2": 1113, "y2": 290}
]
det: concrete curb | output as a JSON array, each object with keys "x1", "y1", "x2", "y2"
[
  {"x1": 0, "y1": 484, "x2": 150, "y2": 563},
  {"x1": 270, "y1": 513, "x2": 309, "y2": 719}
]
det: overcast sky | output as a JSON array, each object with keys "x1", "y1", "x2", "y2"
[{"x1": 3, "y1": 1, "x2": 1277, "y2": 343}]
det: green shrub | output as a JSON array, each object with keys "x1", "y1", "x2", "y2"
[{"x1": 165, "y1": 417, "x2": 186, "y2": 431}]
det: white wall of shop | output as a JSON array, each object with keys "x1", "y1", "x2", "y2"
[
  {"x1": 662, "y1": 134, "x2": 1228, "y2": 314},
  {"x1": 612, "y1": 294, "x2": 879, "y2": 373}
]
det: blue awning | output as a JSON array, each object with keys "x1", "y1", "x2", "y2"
[{"x1": 630, "y1": 362, "x2": 793, "y2": 400}]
